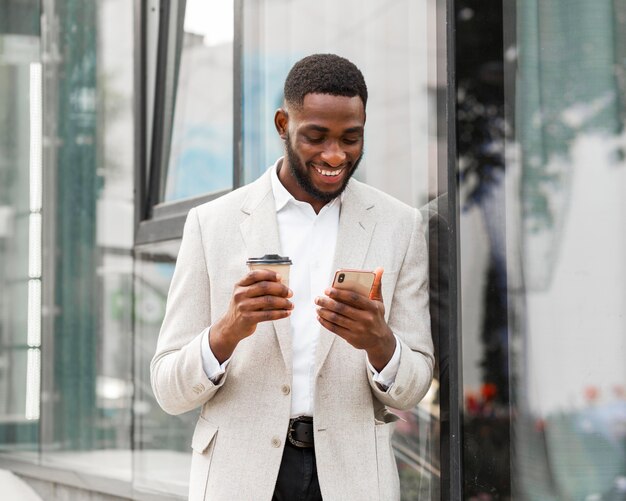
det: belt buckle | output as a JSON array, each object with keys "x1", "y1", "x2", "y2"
[{"x1": 288, "y1": 416, "x2": 314, "y2": 448}]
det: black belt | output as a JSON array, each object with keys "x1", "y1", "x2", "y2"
[{"x1": 288, "y1": 416, "x2": 314, "y2": 448}]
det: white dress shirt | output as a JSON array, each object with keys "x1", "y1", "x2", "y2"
[{"x1": 201, "y1": 159, "x2": 400, "y2": 417}]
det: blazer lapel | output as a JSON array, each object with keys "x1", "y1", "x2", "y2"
[
  {"x1": 315, "y1": 181, "x2": 376, "y2": 376},
  {"x1": 239, "y1": 172, "x2": 292, "y2": 375}
]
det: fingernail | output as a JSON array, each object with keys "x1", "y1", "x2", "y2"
[
  {"x1": 276, "y1": 273, "x2": 282, "y2": 281},
  {"x1": 287, "y1": 289, "x2": 294, "y2": 298}
]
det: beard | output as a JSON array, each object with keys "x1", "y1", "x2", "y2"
[{"x1": 284, "y1": 134, "x2": 363, "y2": 203}]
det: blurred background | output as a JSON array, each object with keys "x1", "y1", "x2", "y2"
[{"x1": 0, "y1": 0, "x2": 624, "y2": 500}]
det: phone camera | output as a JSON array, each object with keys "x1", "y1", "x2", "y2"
[{"x1": 338, "y1": 273, "x2": 345, "y2": 283}]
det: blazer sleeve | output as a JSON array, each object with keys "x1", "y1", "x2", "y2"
[
  {"x1": 150, "y1": 207, "x2": 227, "y2": 415},
  {"x1": 367, "y1": 207, "x2": 435, "y2": 410}
]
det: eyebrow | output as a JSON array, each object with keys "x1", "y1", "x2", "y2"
[{"x1": 302, "y1": 125, "x2": 364, "y2": 134}]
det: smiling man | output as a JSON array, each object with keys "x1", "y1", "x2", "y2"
[{"x1": 151, "y1": 54, "x2": 434, "y2": 501}]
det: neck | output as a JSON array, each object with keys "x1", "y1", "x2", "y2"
[{"x1": 277, "y1": 158, "x2": 327, "y2": 214}]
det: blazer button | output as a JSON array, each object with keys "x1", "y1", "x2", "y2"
[
  {"x1": 271, "y1": 437, "x2": 281, "y2": 448},
  {"x1": 281, "y1": 384, "x2": 290, "y2": 395}
]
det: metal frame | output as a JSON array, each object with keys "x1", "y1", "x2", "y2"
[
  {"x1": 145, "y1": 0, "x2": 178, "y2": 219},
  {"x1": 40, "y1": 0, "x2": 60, "y2": 456},
  {"x1": 134, "y1": 0, "x2": 147, "y2": 231},
  {"x1": 233, "y1": 0, "x2": 244, "y2": 190},
  {"x1": 135, "y1": 0, "x2": 196, "y2": 244},
  {"x1": 135, "y1": 0, "x2": 245, "y2": 245},
  {"x1": 143, "y1": 0, "x2": 168, "y2": 222},
  {"x1": 443, "y1": 0, "x2": 463, "y2": 497},
  {"x1": 425, "y1": 0, "x2": 462, "y2": 498}
]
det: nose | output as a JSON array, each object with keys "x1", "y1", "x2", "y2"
[{"x1": 320, "y1": 141, "x2": 347, "y2": 167}]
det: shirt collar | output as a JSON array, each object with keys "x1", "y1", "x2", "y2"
[
  {"x1": 270, "y1": 158, "x2": 293, "y2": 212},
  {"x1": 270, "y1": 157, "x2": 344, "y2": 213}
]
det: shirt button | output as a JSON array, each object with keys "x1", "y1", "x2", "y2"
[
  {"x1": 271, "y1": 437, "x2": 281, "y2": 448},
  {"x1": 281, "y1": 384, "x2": 291, "y2": 395}
]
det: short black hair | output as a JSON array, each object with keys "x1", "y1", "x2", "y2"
[{"x1": 283, "y1": 54, "x2": 368, "y2": 109}]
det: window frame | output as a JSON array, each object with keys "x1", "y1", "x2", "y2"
[{"x1": 134, "y1": 0, "x2": 244, "y2": 246}]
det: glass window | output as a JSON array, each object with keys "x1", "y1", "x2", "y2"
[
  {"x1": 242, "y1": 2, "x2": 443, "y2": 499},
  {"x1": 0, "y1": 1, "x2": 41, "y2": 457},
  {"x1": 459, "y1": 0, "x2": 626, "y2": 498},
  {"x1": 36, "y1": 0, "x2": 135, "y2": 481},
  {"x1": 161, "y1": 0, "x2": 234, "y2": 203},
  {"x1": 133, "y1": 240, "x2": 199, "y2": 497}
]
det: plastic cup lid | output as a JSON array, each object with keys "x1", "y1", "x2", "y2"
[{"x1": 246, "y1": 254, "x2": 292, "y2": 265}]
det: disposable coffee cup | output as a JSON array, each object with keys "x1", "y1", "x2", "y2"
[{"x1": 246, "y1": 254, "x2": 293, "y2": 287}]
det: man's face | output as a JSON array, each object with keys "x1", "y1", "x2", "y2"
[{"x1": 276, "y1": 93, "x2": 365, "y2": 210}]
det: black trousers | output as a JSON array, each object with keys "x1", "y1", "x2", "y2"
[{"x1": 272, "y1": 441, "x2": 322, "y2": 501}]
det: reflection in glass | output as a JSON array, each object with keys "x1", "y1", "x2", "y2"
[
  {"x1": 0, "y1": 12, "x2": 41, "y2": 454},
  {"x1": 36, "y1": 0, "x2": 134, "y2": 481},
  {"x1": 243, "y1": 2, "x2": 442, "y2": 499},
  {"x1": 164, "y1": 0, "x2": 234, "y2": 202},
  {"x1": 134, "y1": 240, "x2": 198, "y2": 497},
  {"x1": 459, "y1": 0, "x2": 626, "y2": 498}
]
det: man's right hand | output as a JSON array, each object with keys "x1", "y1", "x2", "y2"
[{"x1": 209, "y1": 269, "x2": 293, "y2": 363}]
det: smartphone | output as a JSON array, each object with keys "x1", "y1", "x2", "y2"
[{"x1": 331, "y1": 269, "x2": 376, "y2": 298}]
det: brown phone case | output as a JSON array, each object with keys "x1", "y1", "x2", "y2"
[{"x1": 332, "y1": 269, "x2": 376, "y2": 298}]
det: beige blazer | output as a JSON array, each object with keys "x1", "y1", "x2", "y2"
[{"x1": 151, "y1": 168, "x2": 434, "y2": 501}]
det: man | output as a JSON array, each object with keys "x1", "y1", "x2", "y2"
[{"x1": 151, "y1": 54, "x2": 433, "y2": 501}]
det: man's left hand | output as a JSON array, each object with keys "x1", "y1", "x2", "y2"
[{"x1": 315, "y1": 268, "x2": 396, "y2": 371}]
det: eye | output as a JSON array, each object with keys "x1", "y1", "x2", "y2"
[
  {"x1": 343, "y1": 137, "x2": 361, "y2": 145},
  {"x1": 305, "y1": 136, "x2": 325, "y2": 144}
]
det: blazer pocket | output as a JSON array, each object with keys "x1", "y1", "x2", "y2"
[
  {"x1": 375, "y1": 422, "x2": 400, "y2": 501},
  {"x1": 374, "y1": 407, "x2": 403, "y2": 425},
  {"x1": 189, "y1": 415, "x2": 218, "y2": 501}
]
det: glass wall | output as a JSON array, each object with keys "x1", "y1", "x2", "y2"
[
  {"x1": 6, "y1": 0, "x2": 625, "y2": 499},
  {"x1": 0, "y1": 0, "x2": 451, "y2": 496},
  {"x1": 0, "y1": 0, "x2": 41, "y2": 456},
  {"x1": 459, "y1": 0, "x2": 626, "y2": 498},
  {"x1": 34, "y1": 0, "x2": 136, "y2": 479},
  {"x1": 0, "y1": 0, "x2": 135, "y2": 485},
  {"x1": 8, "y1": 0, "x2": 624, "y2": 499},
  {"x1": 134, "y1": 240, "x2": 195, "y2": 498},
  {"x1": 4, "y1": 0, "x2": 444, "y2": 499}
]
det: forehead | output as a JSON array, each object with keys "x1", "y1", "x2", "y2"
[{"x1": 289, "y1": 93, "x2": 365, "y2": 128}]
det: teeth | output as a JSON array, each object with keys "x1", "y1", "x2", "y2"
[{"x1": 315, "y1": 166, "x2": 344, "y2": 177}]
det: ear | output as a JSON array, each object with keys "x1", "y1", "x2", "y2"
[{"x1": 274, "y1": 108, "x2": 289, "y2": 141}]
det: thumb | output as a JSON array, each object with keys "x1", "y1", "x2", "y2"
[{"x1": 369, "y1": 267, "x2": 384, "y2": 301}]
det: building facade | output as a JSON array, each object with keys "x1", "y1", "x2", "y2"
[{"x1": 0, "y1": 0, "x2": 624, "y2": 499}]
